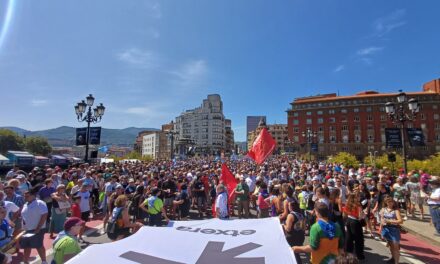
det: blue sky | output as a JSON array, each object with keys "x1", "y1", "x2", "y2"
[{"x1": 0, "y1": 0, "x2": 439, "y2": 141}]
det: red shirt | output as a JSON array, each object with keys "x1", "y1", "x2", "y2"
[
  {"x1": 343, "y1": 205, "x2": 360, "y2": 219},
  {"x1": 71, "y1": 203, "x2": 81, "y2": 218}
]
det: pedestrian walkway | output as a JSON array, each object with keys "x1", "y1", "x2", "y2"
[
  {"x1": 402, "y1": 205, "x2": 440, "y2": 247},
  {"x1": 10, "y1": 216, "x2": 104, "y2": 264}
]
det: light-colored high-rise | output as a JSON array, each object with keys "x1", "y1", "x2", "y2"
[{"x1": 174, "y1": 94, "x2": 233, "y2": 155}]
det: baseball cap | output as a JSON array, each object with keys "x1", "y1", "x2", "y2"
[
  {"x1": 115, "y1": 184, "x2": 123, "y2": 189},
  {"x1": 64, "y1": 217, "x2": 85, "y2": 231}
]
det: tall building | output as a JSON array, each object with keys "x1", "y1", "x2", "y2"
[
  {"x1": 142, "y1": 132, "x2": 161, "y2": 159},
  {"x1": 134, "y1": 130, "x2": 157, "y2": 154},
  {"x1": 246, "y1": 116, "x2": 266, "y2": 149},
  {"x1": 225, "y1": 119, "x2": 235, "y2": 154},
  {"x1": 286, "y1": 79, "x2": 440, "y2": 160},
  {"x1": 174, "y1": 94, "x2": 233, "y2": 155}
]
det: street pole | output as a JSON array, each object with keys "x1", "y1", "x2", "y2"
[
  {"x1": 85, "y1": 113, "x2": 91, "y2": 162},
  {"x1": 400, "y1": 121, "x2": 408, "y2": 174}
]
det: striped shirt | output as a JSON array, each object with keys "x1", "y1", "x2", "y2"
[{"x1": 5, "y1": 194, "x2": 25, "y2": 208}]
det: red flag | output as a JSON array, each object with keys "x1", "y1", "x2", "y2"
[
  {"x1": 247, "y1": 127, "x2": 276, "y2": 164},
  {"x1": 220, "y1": 163, "x2": 238, "y2": 202}
]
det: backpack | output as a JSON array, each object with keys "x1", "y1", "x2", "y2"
[{"x1": 107, "y1": 208, "x2": 123, "y2": 240}]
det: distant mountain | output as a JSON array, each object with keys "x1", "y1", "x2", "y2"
[{"x1": 1, "y1": 126, "x2": 159, "y2": 147}]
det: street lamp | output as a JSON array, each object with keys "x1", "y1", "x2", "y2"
[
  {"x1": 302, "y1": 128, "x2": 317, "y2": 161},
  {"x1": 75, "y1": 94, "x2": 105, "y2": 162},
  {"x1": 368, "y1": 151, "x2": 378, "y2": 169},
  {"x1": 385, "y1": 90, "x2": 420, "y2": 174}
]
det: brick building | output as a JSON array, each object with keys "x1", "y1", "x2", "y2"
[{"x1": 287, "y1": 79, "x2": 440, "y2": 160}]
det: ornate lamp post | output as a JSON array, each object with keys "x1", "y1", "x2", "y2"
[
  {"x1": 385, "y1": 91, "x2": 419, "y2": 174},
  {"x1": 302, "y1": 128, "x2": 317, "y2": 161},
  {"x1": 75, "y1": 94, "x2": 105, "y2": 162}
]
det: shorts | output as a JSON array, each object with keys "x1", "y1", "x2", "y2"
[
  {"x1": 164, "y1": 198, "x2": 174, "y2": 207},
  {"x1": 19, "y1": 229, "x2": 45, "y2": 249},
  {"x1": 81, "y1": 211, "x2": 90, "y2": 222},
  {"x1": 382, "y1": 225, "x2": 400, "y2": 243}
]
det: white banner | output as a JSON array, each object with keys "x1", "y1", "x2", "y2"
[{"x1": 67, "y1": 218, "x2": 296, "y2": 264}]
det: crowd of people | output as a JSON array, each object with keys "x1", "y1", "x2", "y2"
[{"x1": 0, "y1": 155, "x2": 439, "y2": 264}]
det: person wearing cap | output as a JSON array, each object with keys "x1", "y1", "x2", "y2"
[
  {"x1": 16, "y1": 175, "x2": 32, "y2": 196},
  {"x1": 125, "y1": 179, "x2": 136, "y2": 195},
  {"x1": 20, "y1": 187, "x2": 48, "y2": 264},
  {"x1": 52, "y1": 217, "x2": 83, "y2": 264},
  {"x1": 427, "y1": 176, "x2": 440, "y2": 236}
]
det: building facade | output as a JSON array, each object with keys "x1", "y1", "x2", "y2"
[
  {"x1": 134, "y1": 130, "x2": 157, "y2": 154},
  {"x1": 247, "y1": 121, "x2": 288, "y2": 153},
  {"x1": 286, "y1": 79, "x2": 440, "y2": 160},
  {"x1": 225, "y1": 119, "x2": 235, "y2": 154},
  {"x1": 174, "y1": 94, "x2": 234, "y2": 155},
  {"x1": 246, "y1": 116, "x2": 266, "y2": 150},
  {"x1": 142, "y1": 133, "x2": 160, "y2": 159}
]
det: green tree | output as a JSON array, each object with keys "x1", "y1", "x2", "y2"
[
  {"x1": 328, "y1": 152, "x2": 359, "y2": 168},
  {"x1": 0, "y1": 129, "x2": 24, "y2": 154},
  {"x1": 24, "y1": 136, "x2": 52, "y2": 156}
]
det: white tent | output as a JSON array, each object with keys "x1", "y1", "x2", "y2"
[
  {"x1": 67, "y1": 218, "x2": 296, "y2": 264},
  {"x1": 0, "y1": 154, "x2": 9, "y2": 165}
]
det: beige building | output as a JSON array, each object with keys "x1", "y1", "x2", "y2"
[{"x1": 247, "y1": 120, "x2": 288, "y2": 153}]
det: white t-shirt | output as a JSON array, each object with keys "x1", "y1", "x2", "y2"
[
  {"x1": 78, "y1": 190, "x2": 91, "y2": 213},
  {"x1": 215, "y1": 192, "x2": 228, "y2": 218},
  {"x1": 21, "y1": 199, "x2": 48, "y2": 230},
  {"x1": 2, "y1": 200, "x2": 19, "y2": 222},
  {"x1": 428, "y1": 187, "x2": 440, "y2": 205}
]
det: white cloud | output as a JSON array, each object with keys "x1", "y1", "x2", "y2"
[
  {"x1": 357, "y1": 46, "x2": 384, "y2": 56},
  {"x1": 333, "y1": 65, "x2": 345, "y2": 73},
  {"x1": 145, "y1": 2, "x2": 162, "y2": 19},
  {"x1": 116, "y1": 48, "x2": 157, "y2": 68},
  {"x1": 30, "y1": 99, "x2": 47, "y2": 107},
  {"x1": 373, "y1": 9, "x2": 406, "y2": 37},
  {"x1": 170, "y1": 59, "x2": 208, "y2": 87}
]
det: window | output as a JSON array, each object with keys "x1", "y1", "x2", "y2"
[
  {"x1": 293, "y1": 136, "x2": 299, "y2": 142},
  {"x1": 342, "y1": 146, "x2": 349, "y2": 152},
  {"x1": 342, "y1": 135, "x2": 349, "y2": 143},
  {"x1": 306, "y1": 119, "x2": 312, "y2": 124},
  {"x1": 379, "y1": 107, "x2": 385, "y2": 112},
  {"x1": 341, "y1": 116, "x2": 347, "y2": 122},
  {"x1": 366, "y1": 107, "x2": 372, "y2": 112},
  {"x1": 293, "y1": 120, "x2": 299, "y2": 125},
  {"x1": 420, "y1": 113, "x2": 426, "y2": 120},
  {"x1": 294, "y1": 127, "x2": 299, "y2": 133},
  {"x1": 380, "y1": 115, "x2": 386, "y2": 121},
  {"x1": 436, "y1": 123, "x2": 440, "y2": 130},
  {"x1": 319, "y1": 127, "x2": 324, "y2": 132},
  {"x1": 342, "y1": 125, "x2": 348, "y2": 131},
  {"x1": 330, "y1": 136, "x2": 336, "y2": 143},
  {"x1": 433, "y1": 105, "x2": 438, "y2": 110},
  {"x1": 293, "y1": 112, "x2": 299, "y2": 117},
  {"x1": 367, "y1": 115, "x2": 373, "y2": 121},
  {"x1": 330, "y1": 126, "x2": 335, "y2": 131},
  {"x1": 407, "y1": 123, "x2": 413, "y2": 128},
  {"x1": 306, "y1": 111, "x2": 312, "y2": 116},
  {"x1": 354, "y1": 116, "x2": 360, "y2": 122},
  {"x1": 329, "y1": 117, "x2": 336, "y2": 123},
  {"x1": 355, "y1": 134, "x2": 361, "y2": 142},
  {"x1": 381, "y1": 133, "x2": 386, "y2": 142},
  {"x1": 354, "y1": 108, "x2": 359, "y2": 113},
  {"x1": 368, "y1": 135, "x2": 374, "y2": 142},
  {"x1": 436, "y1": 134, "x2": 440, "y2": 142},
  {"x1": 434, "y1": 114, "x2": 440, "y2": 120},
  {"x1": 341, "y1": 109, "x2": 347, "y2": 114},
  {"x1": 354, "y1": 125, "x2": 360, "y2": 131},
  {"x1": 367, "y1": 124, "x2": 374, "y2": 130},
  {"x1": 317, "y1": 110, "x2": 323, "y2": 115},
  {"x1": 329, "y1": 109, "x2": 335, "y2": 114},
  {"x1": 317, "y1": 118, "x2": 324, "y2": 124}
]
